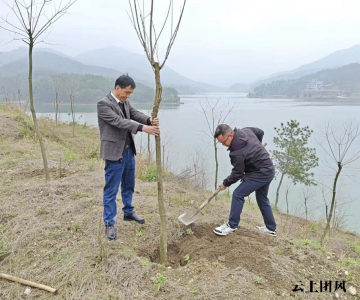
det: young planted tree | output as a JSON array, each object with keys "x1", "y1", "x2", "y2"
[
  {"x1": 299, "y1": 185, "x2": 316, "y2": 221},
  {"x1": 283, "y1": 181, "x2": 292, "y2": 215},
  {"x1": 129, "y1": 0, "x2": 187, "y2": 264},
  {"x1": 0, "y1": 0, "x2": 77, "y2": 180},
  {"x1": 271, "y1": 120, "x2": 319, "y2": 207},
  {"x1": 199, "y1": 98, "x2": 236, "y2": 190},
  {"x1": 10, "y1": 75, "x2": 24, "y2": 108},
  {"x1": 319, "y1": 122, "x2": 360, "y2": 244},
  {"x1": 51, "y1": 75, "x2": 64, "y2": 125},
  {"x1": 65, "y1": 80, "x2": 77, "y2": 137}
]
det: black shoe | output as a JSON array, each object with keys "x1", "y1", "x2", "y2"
[
  {"x1": 123, "y1": 212, "x2": 145, "y2": 224},
  {"x1": 105, "y1": 225, "x2": 116, "y2": 240}
]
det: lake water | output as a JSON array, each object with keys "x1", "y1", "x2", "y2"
[{"x1": 36, "y1": 93, "x2": 360, "y2": 234}]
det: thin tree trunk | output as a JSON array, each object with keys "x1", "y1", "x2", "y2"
[
  {"x1": 214, "y1": 138, "x2": 218, "y2": 190},
  {"x1": 275, "y1": 172, "x2": 285, "y2": 207},
  {"x1": 18, "y1": 89, "x2": 21, "y2": 108},
  {"x1": 162, "y1": 145, "x2": 165, "y2": 170},
  {"x1": 321, "y1": 162, "x2": 342, "y2": 245},
  {"x1": 304, "y1": 198, "x2": 308, "y2": 221},
  {"x1": 55, "y1": 92, "x2": 59, "y2": 125},
  {"x1": 28, "y1": 41, "x2": 50, "y2": 181},
  {"x1": 152, "y1": 63, "x2": 167, "y2": 264},
  {"x1": 147, "y1": 134, "x2": 151, "y2": 163},
  {"x1": 70, "y1": 95, "x2": 75, "y2": 137},
  {"x1": 285, "y1": 188, "x2": 290, "y2": 215}
]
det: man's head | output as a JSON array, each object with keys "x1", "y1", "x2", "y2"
[
  {"x1": 113, "y1": 75, "x2": 136, "y2": 102},
  {"x1": 214, "y1": 124, "x2": 234, "y2": 147}
]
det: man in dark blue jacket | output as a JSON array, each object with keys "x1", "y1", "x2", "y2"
[{"x1": 213, "y1": 124, "x2": 277, "y2": 237}]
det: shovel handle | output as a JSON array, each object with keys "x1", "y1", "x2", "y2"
[
  {"x1": 198, "y1": 187, "x2": 222, "y2": 210},
  {"x1": 195, "y1": 143, "x2": 266, "y2": 212}
]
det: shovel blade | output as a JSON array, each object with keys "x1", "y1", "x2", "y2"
[{"x1": 178, "y1": 208, "x2": 203, "y2": 226}]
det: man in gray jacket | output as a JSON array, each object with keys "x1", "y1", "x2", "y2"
[
  {"x1": 213, "y1": 124, "x2": 277, "y2": 237},
  {"x1": 97, "y1": 75, "x2": 160, "y2": 240}
]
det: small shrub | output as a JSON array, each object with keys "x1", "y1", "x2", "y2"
[
  {"x1": 341, "y1": 258, "x2": 360, "y2": 267},
  {"x1": 213, "y1": 261, "x2": 224, "y2": 269},
  {"x1": 0, "y1": 241, "x2": 8, "y2": 256},
  {"x1": 71, "y1": 192, "x2": 89, "y2": 200},
  {"x1": 135, "y1": 229, "x2": 144, "y2": 237},
  {"x1": 308, "y1": 222, "x2": 318, "y2": 232},
  {"x1": 36, "y1": 206, "x2": 47, "y2": 215},
  {"x1": 184, "y1": 254, "x2": 190, "y2": 264},
  {"x1": 138, "y1": 163, "x2": 157, "y2": 182},
  {"x1": 151, "y1": 273, "x2": 166, "y2": 293},
  {"x1": 186, "y1": 229, "x2": 194, "y2": 235},
  {"x1": 352, "y1": 243, "x2": 360, "y2": 255},
  {"x1": 139, "y1": 258, "x2": 150, "y2": 266},
  {"x1": 254, "y1": 276, "x2": 262, "y2": 285}
]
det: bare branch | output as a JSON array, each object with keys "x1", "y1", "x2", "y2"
[
  {"x1": 160, "y1": 0, "x2": 187, "y2": 69},
  {"x1": 152, "y1": 0, "x2": 172, "y2": 54}
]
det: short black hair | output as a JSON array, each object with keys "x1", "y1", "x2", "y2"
[
  {"x1": 115, "y1": 75, "x2": 136, "y2": 89},
  {"x1": 214, "y1": 124, "x2": 232, "y2": 138}
]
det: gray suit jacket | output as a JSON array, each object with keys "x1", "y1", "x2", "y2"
[{"x1": 97, "y1": 93, "x2": 150, "y2": 160}]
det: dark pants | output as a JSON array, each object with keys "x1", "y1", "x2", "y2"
[
  {"x1": 103, "y1": 147, "x2": 135, "y2": 226},
  {"x1": 228, "y1": 176, "x2": 276, "y2": 231}
]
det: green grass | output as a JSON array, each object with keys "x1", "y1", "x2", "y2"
[
  {"x1": 254, "y1": 276, "x2": 262, "y2": 285},
  {"x1": 36, "y1": 206, "x2": 47, "y2": 215},
  {"x1": 139, "y1": 258, "x2": 150, "y2": 266},
  {"x1": 55, "y1": 248, "x2": 71, "y2": 264},
  {"x1": 341, "y1": 258, "x2": 360, "y2": 267},
  {"x1": 138, "y1": 163, "x2": 172, "y2": 182},
  {"x1": 0, "y1": 241, "x2": 8, "y2": 256},
  {"x1": 71, "y1": 192, "x2": 90, "y2": 200},
  {"x1": 275, "y1": 247, "x2": 284, "y2": 256},
  {"x1": 186, "y1": 228, "x2": 194, "y2": 235},
  {"x1": 135, "y1": 229, "x2": 144, "y2": 237},
  {"x1": 151, "y1": 273, "x2": 166, "y2": 293},
  {"x1": 63, "y1": 146, "x2": 76, "y2": 163},
  {"x1": 170, "y1": 195, "x2": 184, "y2": 205},
  {"x1": 184, "y1": 254, "x2": 190, "y2": 264},
  {"x1": 295, "y1": 238, "x2": 322, "y2": 251},
  {"x1": 308, "y1": 222, "x2": 318, "y2": 232},
  {"x1": 138, "y1": 163, "x2": 157, "y2": 181},
  {"x1": 213, "y1": 261, "x2": 225, "y2": 269},
  {"x1": 352, "y1": 243, "x2": 360, "y2": 255}
]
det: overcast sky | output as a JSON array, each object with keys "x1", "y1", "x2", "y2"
[{"x1": 1, "y1": 0, "x2": 360, "y2": 86}]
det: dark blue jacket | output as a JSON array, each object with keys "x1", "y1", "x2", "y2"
[{"x1": 223, "y1": 127, "x2": 275, "y2": 187}]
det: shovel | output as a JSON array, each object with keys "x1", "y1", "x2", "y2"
[
  {"x1": 178, "y1": 143, "x2": 268, "y2": 226},
  {"x1": 178, "y1": 187, "x2": 222, "y2": 226}
]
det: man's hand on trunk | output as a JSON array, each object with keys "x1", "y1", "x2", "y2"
[
  {"x1": 143, "y1": 125, "x2": 160, "y2": 136},
  {"x1": 150, "y1": 117, "x2": 160, "y2": 126}
]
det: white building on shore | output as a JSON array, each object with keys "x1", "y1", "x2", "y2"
[{"x1": 307, "y1": 79, "x2": 324, "y2": 90}]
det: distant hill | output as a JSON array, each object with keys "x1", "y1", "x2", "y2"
[
  {"x1": 228, "y1": 83, "x2": 250, "y2": 93},
  {"x1": 0, "y1": 47, "x2": 72, "y2": 68},
  {"x1": 74, "y1": 47, "x2": 225, "y2": 93},
  {"x1": 251, "y1": 45, "x2": 360, "y2": 90},
  {"x1": 249, "y1": 63, "x2": 360, "y2": 98},
  {"x1": 0, "y1": 52, "x2": 126, "y2": 79},
  {"x1": 0, "y1": 47, "x2": 224, "y2": 94}
]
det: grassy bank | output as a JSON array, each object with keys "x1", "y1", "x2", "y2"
[{"x1": 0, "y1": 104, "x2": 359, "y2": 299}]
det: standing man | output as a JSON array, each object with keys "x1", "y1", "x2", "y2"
[
  {"x1": 97, "y1": 75, "x2": 160, "y2": 240},
  {"x1": 213, "y1": 124, "x2": 277, "y2": 237}
]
